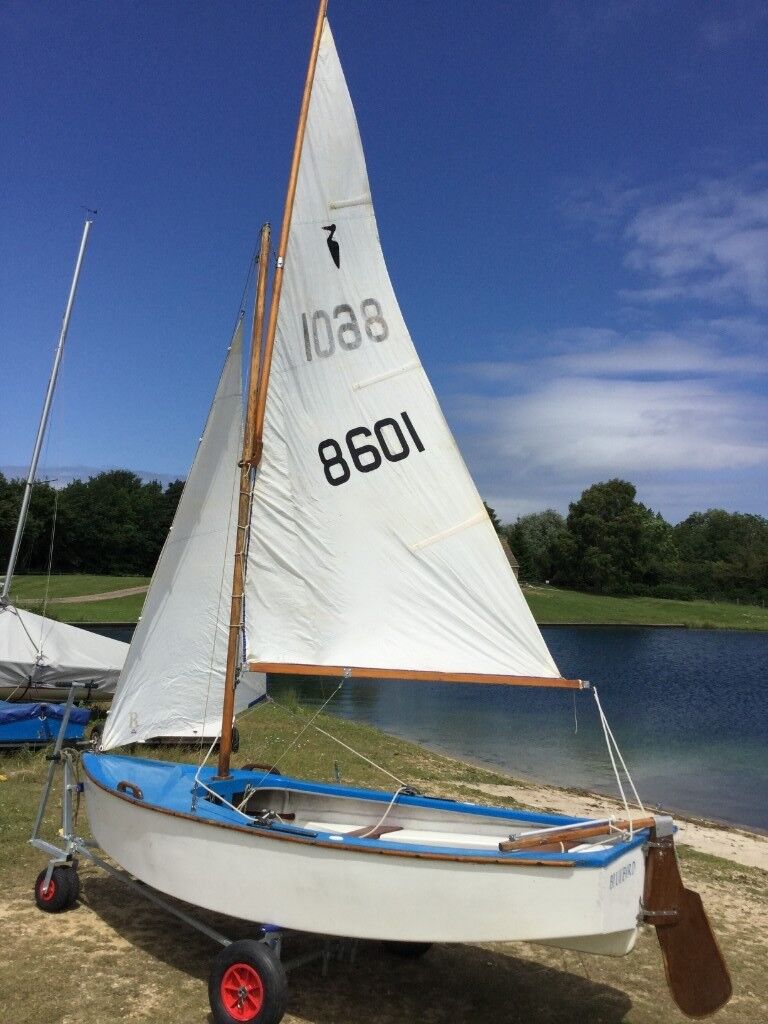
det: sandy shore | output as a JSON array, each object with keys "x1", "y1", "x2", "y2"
[{"x1": 455, "y1": 779, "x2": 768, "y2": 870}]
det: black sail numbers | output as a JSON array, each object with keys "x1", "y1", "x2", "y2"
[
  {"x1": 302, "y1": 298, "x2": 388, "y2": 361},
  {"x1": 318, "y1": 412, "x2": 425, "y2": 486},
  {"x1": 299, "y1": 292, "x2": 419, "y2": 485}
]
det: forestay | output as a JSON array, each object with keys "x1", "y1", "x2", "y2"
[
  {"x1": 245, "y1": 20, "x2": 561, "y2": 682},
  {"x1": 102, "y1": 327, "x2": 265, "y2": 749},
  {"x1": 0, "y1": 604, "x2": 126, "y2": 691}
]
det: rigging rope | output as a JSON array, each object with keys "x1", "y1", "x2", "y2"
[
  {"x1": 593, "y1": 686, "x2": 645, "y2": 832},
  {"x1": 40, "y1": 489, "x2": 59, "y2": 624}
]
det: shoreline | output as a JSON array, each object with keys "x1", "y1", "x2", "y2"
[{"x1": 406, "y1": 736, "x2": 768, "y2": 862}]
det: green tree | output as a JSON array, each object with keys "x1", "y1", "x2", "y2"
[
  {"x1": 555, "y1": 479, "x2": 665, "y2": 594},
  {"x1": 507, "y1": 510, "x2": 568, "y2": 582},
  {"x1": 483, "y1": 501, "x2": 502, "y2": 533},
  {"x1": 673, "y1": 510, "x2": 768, "y2": 601}
]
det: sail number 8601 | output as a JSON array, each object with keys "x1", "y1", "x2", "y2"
[{"x1": 318, "y1": 411, "x2": 424, "y2": 486}]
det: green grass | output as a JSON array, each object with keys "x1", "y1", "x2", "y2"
[
  {"x1": 47, "y1": 594, "x2": 148, "y2": 623},
  {"x1": 9, "y1": 574, "x2": 149, "y2": 600},
  {"x1": 0, "y1": 706, "x2": 765, "y2": 1024},
  {"x1": 7, "y1": 574, "x2": 768, "y2": 631},
  {"x1": 523, "y1": 584, "x2": 768, "y2": 631}
]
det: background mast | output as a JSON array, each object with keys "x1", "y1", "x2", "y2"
[{"x1": 1, "y1": 219, "x2": 93, "y2": 604}]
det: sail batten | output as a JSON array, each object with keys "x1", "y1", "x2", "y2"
[{"x1": 244, "y1": 20, "x2": 563, "y2": 684}]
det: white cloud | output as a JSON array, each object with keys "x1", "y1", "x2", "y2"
[
  {"x1": 448, "y1": 317, "x2": 768, "y2": 522},
  {"x1": 461, "y1": 377, "x2": 767, "y2": 475},
  {"x1": 621, "y1": 171, "x2": 768, "y2": 307}
]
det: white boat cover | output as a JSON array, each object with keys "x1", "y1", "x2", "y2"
[
  {"x1": 245, "y1": 21, "x2": 560, "y2": 681},
  {"x1": 0, "y1": 603, "x2": 126, "y2": 691},
  {"x1": 102, "y1": 326, "x2": 265, "y2": 749}
]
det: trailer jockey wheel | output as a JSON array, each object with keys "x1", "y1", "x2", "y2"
[
  {"x1": 209, "y1": 939, "x2": 288, "y2": 1024},
  {"x1": 34, "y1": 866, "x2": 80, "y2": 913}
]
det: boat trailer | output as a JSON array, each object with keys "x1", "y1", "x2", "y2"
[{"x1": 29, "y1": 689, "x2": 369, "y2": 1024}]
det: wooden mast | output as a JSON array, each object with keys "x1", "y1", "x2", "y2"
[
  {"x1": 217, "y1": 0, "x2": 328, "y2": 778},
  {"x1": 216, "y1": 223, "x2": 272, "y2": 778},
  {"x1": 249, "y1": 0, "x2": 329, "y2": 469}
]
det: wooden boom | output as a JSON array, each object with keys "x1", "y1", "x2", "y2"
[{"x1": 249, "y1": 662, "x2": 586, "y2": 690}]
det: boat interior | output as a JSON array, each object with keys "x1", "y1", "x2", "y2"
[{"x1": 84, "y1": 753, "x2": 649, "y2": 865}]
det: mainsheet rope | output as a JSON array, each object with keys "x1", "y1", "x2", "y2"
[{"x1": 593, "y1": 685, "x2": 645, "y2": 832}]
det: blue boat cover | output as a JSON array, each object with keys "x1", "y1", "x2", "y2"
[{"x1": 0, "y1": 701, "x2": 91, "y2": 726}]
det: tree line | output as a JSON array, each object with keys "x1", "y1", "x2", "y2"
[
  {"x1": 2, "y1": 471, "x2": 766, "y2": 604},
  {"x1": 0, "y1": 471, "x2": 183, "y2": 577},
  {"x1": 501, "y1": 479, "x2": 768, "y2": 604}
]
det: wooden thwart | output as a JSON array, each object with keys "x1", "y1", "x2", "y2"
[{"x1": 248, "y1": 662, "x2": 585, "y2": 690}]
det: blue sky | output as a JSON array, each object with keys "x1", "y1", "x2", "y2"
[{"x1": 1, "y1": 0, "x2": 766, "y2": 523}]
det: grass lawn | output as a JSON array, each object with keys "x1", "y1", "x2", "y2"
[
  {"x1": 524, "y1": 584, "x2": 768, "y2": 631},
  {"x1": 6, "y1": 574, "x2": 768, "y2": 631},
  {"x1": 9, "y1": 575, "x2": 149, "y2": 601},
  {"x1": 0, "y1": 705, "x2": 764, "y2": 1023},
  {"x1": 47, "y1": 594, "x2": 148, "y2": 624}
]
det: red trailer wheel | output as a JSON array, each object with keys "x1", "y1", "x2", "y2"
[
  {"x1": 209, "y1": 939, "x2": 287, "y2": 1024},
  {"x1": 34, "y1": 866, "x2": 79, "y2": 913}
]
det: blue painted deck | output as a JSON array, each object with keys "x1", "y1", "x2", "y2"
[{"x1": 83, "y1": 752, "x2": 648, "y2": 867}]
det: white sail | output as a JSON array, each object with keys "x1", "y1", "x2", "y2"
[
  {"x1": 0, "y1": 604, "x2": 126, "y2": 691},
  {"x1": 102, "y1": 326, "x2": 265, "y2": 749},
  {"x1": 245, "y1": 21, "x2": 560, "y2": 682}
]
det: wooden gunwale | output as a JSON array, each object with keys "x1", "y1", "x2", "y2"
[
  {"x1": 82, "y1": 759, "x2": 577, "y2": 868},
  {"x1": 249, "y1": 662, "x2": 585, "y2": 690}
]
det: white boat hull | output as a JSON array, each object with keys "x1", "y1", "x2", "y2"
[{"x1": 84, "y1": 774, "x2": 644, "y2": 952}]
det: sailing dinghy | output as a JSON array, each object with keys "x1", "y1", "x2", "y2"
[{"x1": 34, "y1": 4, "x2": 731, "y2": 1022}]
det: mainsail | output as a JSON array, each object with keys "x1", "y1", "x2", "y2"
[
  {"x1": 102, "y1": 326, "x2": 265, "y2": 749},
  {"x1": 245, "y1": 21, "x2": 561, "y2": 683},
  {"x1": 0, "y1": 604, "x2": 126, "y2": 692}
]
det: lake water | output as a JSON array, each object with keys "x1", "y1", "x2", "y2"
[{"x1": 94, "y1": 624, "x2": 768, "y2": 831}]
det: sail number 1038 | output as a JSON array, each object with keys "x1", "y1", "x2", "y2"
[
  {"x1": 302, "y1": 299, "x2": 388, "y2": 361},
  {"x1": 318, "y1": 411, "x2": 424, "y2": 486}
]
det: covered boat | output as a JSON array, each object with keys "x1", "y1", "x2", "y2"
[
  {"x1": 0, "y1": 699, "x2": 90, "y2": 746},
  {"x1": 0, "y1": 604, "x2": 126, "y2": 700}
]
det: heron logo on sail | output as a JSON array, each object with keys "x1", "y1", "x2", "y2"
[{"x1": 323, "y1": 223, "x2": 340, "y2": 267}]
